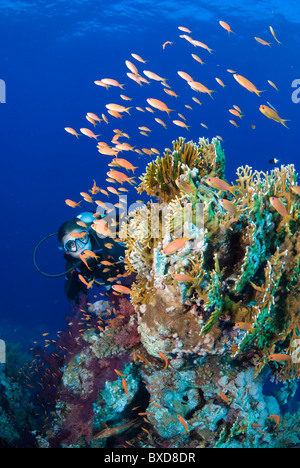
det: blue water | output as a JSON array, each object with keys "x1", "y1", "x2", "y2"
[{"x1": 1, "y1": 0, "x2": 299, "y2": 342}]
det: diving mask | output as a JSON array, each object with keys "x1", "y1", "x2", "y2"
[{"x1": 63, "y1": 231, "x2": 90, "y2": 252}]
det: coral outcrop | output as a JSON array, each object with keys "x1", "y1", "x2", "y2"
[{"x1": 35, "y1": 137, "x2": 300, "y2": 448}]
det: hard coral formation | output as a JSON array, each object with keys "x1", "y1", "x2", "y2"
[
  {"x1": 122, "y1": 137, "x2": 300, "y2": 384},
  {"x1": 38, "y1": 137, "x2": 300, "y2": 448}
]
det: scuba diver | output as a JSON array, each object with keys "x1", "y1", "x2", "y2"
[{"x1": 33, "y1": 212, "x2": 126, "y2": 302}]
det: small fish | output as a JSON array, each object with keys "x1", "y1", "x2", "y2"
[
  {"x1": 157, "y1": 351, "x2": 168, "y2": 369},
  {"x1": 172, "y1": 273, "x2": 194, "y2": 282},
  {"x1": 163, "y1": 237, "x2": 191, "y2": 254},
  {"x1": 177, "y1": 415, "x2": 189, "y2": 434},
  {"x1": 188, "y1": 80, "x2": 215, "y2": 99},
  {"x1": 229, "y1": 109, "x2": 243, "y2": 118},
  {"x1": 64, "y1": 127, "x2": 80, "y2": 138},
  {"x1": 267, "y1": 414, "x2": 281, "y2": 426},
  {"x1": 219, "y1": 198, "x2": 238, "y2": 215},
  {"x1": 268, "y1": 354, "x2": 291, "y2": 362},
  {"x1": 112, "y1": 285, "x2": 132, "y2": 295},
  {"x1": 173, "y1": 120, "x2": 190, "y2": 130},
  {"x1": 143, "y1": 70, "x2": 166, "y2": 83},
  {"x1": 78, "y1": 275, "x2": 94, "y2": 289},
  {"x1": 122, "y1": 378, "x2": 129, "y2": 396},
  {"x1": 101, "y1": 78, "x2": 124, "y2": 89},
  {"x1": 268, "y1": 80, "x2": 279, "y2": 91},
  {"x1": 219, "y1": 21, "x2": 235, "y2": 35},
  {"x1": 80, "y1": 128, "x2": 100, "y2": 139},
  {"x1": 191, "y1": 54, "x2": 205, "y2": 65},
  {"x1": 291, "y1": 185, "x2": 300, "y2": 195},
  {"x1": 201, "y1": 123, "x2": 208, "y2": 129},
  {"x1": 176, "y1": 178, "x2": 196, "y2": 194},
  {"x1": 146, "y1": 98, "x2": 173, "y2": 116},
  {"x1": 254, "y1": 37, "x2": 271, "y2": 46},
  {"x1": 131, "y1": 53, "x2": 147, "y2": 63},
  {"x1": 269, "y1": 26, "x2": 282, "y2": 44},
  {"x1": 114, "y1": 369, "x2": 128, "y2": 377},
  {"x1": 234, "y1": 322, "x2": 253, "y2": 331},
  {"x1": 229, "y1": 119, "x2": 239, "y2": 128},
  {"x1": 270, "y1": 197, "x2": 293, "y2": 219},
  {"x1": 65, "y1": 199, "x2": 81, "y2": 208},
  {"x1": 191, "y1": 39, "x2": 214, "y2": 54},
  {"x1": 177, "y1": 70, "x2": 194, "y2": 82},
  {"x1": 125, "y1": 60, "x2": 139, "y2": 75},
  {"x1": 206, "y1": 177, "x2": 237, "y2": 195},
  {"x1": 233, "y1": 74, "x2": 264, "y2": 96},
  {"x1": 178, "y1": 26, "x2": 192, "y2": 33},
  {"x1": 220, "y1": 392, "x2": 229, "y2": 403},
  {"x1": 215, "y1": 77, "x2": 226, "y2": 87},
  {"x1": 192, "y1": 97, "x2": 202, "y2": 105},
  {"x1": 106, "y1": 103, "x2": 132, "y2": 114},
  {"x1": 120, "y1": 94, "x2": 132, "y2": 101},
  {"x1": 259, "y1": 105, "x2": 289, "y2": 128},
  {"x1": 107, "y1": 169, "x2": 135, "y2": 185},
  {"x1": 162, "y1": 41, "x2": 173, "y2": 49},
  {"x1": 269, "y1": 158, "x2": 279, "y2": 164}
]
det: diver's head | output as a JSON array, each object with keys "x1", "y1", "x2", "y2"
[{"x1": 58, "y1": 218, "x2": 92, "y2": 259}]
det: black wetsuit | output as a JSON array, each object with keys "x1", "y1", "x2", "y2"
[{"x1": 64, "y1": 230, "x2": 125, "y2": 301}]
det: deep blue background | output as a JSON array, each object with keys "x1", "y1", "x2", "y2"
[{"x1": 0, "y1": 0, "x2": 299, "y2": 346}]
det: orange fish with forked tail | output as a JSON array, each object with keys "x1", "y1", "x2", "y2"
[
  {"x1": 219, "y1": 21, "x2": 235, "y2": 35},
  {"x1": 146, "y1": 98, "x2": 174, "y2": 116},
  {"x1": 233, "y1": 74, "x2": 264, "y2": 96},
  {"x1": 259, "y1": 105, "x2": 289, "y2": 128}
]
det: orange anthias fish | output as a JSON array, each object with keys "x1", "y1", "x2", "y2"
[
  {"x1": 267, "y1": 414, "x2": 281, "y2": 426},
  {"x1": 65, "y1": 199, "x2": 82, "y2": 208},
  {"x1": 188, "y1": 80, "x2": 215, "y2": 99},
  {"x1": 270, "y1": 197, "x2": 293, "y2": 219},
  {"x1": 162, "y1": 41, "x2": 173, "y2": 49},
  {"x1": 78, "y1": 275, "x2": 94, "y2": 289},
  {"x1": 122, "y1": 378, "x2": 129, "y2": 396},
  {"x1": 269, "y1": 26, "x2": 282, "y2": 44},
  {"x1": 80, "y1": 128, "x2": 100, "y2": 139},
  {"x1": 268, "y1": 354, "x2": 291, "y2": 362},
  {"x1": 219, "y1": 21, "x2": 235, "y2": 35},
  {"x1": 64, "y1": 127, "x2": 80, "y2": 138},
  {"x1": 219, "y1": 198, "x2": 238, "y2": 216},
  {"x1": 172, "y1": 273, "x2": 194, "y2": 282},
  {"x1": 131, "y1": 53, "x2": 147, "y2": 63},
  {"x1": 234, "y1": 322, "x2": 253, "y2": 331},
  {"x1": 163, "y1": 237, "x2": 191, "y2": 255},
  {"x1": 101, "y1": 78, "x2": 125, "y2": 89},
  {"x1": 146, "y1": 98, "x2": 174, "y2": 116},
  {"x1": 112, "y1": 285, "x2": 132, "y2": 295},
  {"x1": 143, "y1": 70, "x2": 166, "y2": 83},
  {"x1": 259, "y1": 105, "x2": 289, "y2": 128},
  {"x1": 254, "y1": 37, "x2": 271, "y2": 46},
  {"x1": 177, "y1": 415, "x2": 189, "y2": 434},
  {"x1": 173, "y1": 120, "x2": 190, "y2": 131},
  {"x1": 157, "y1": 351, "x2": 168, "y2": 370},
  {"x1": 205, "y1": 177, "x2": 237, "y2": 195},
  {"x1": 106, "y1": 103, "x2": 132, "y2": 114},
  {"x1": 291, "y1": 185, "x2": 300, "y2": 195},
  {"x1": 107, "y1": 170, "x2": 136, "y2": 185},
  {"x1": 233, "y1": 74, "x2": 264, "y2": 96}
]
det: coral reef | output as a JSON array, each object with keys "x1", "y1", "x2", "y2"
[{"x1": 25, "y1": 137, "x2": 300, "y2": 448}]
